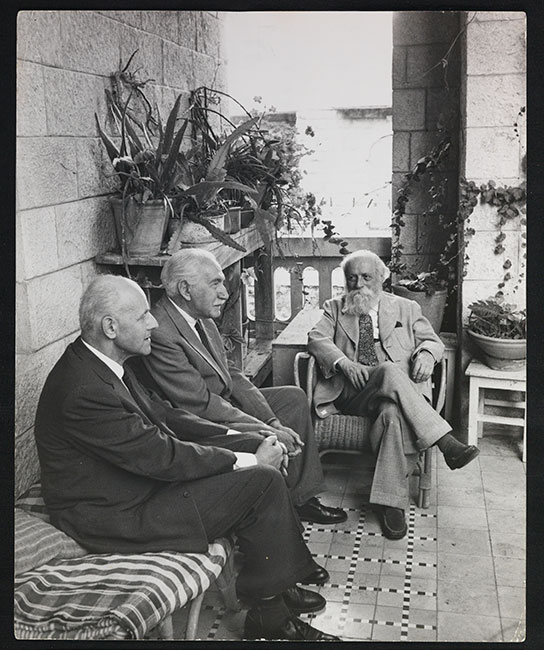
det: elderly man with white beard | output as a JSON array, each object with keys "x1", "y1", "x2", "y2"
[{"x1": 307, "y1": 250, "x2": 479, "y2": 540}]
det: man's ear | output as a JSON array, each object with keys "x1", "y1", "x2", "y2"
[
  {"x1": 178, "y1": 279, "x2": 191, "y2": 301},
  {"x1": 102, "y1": 315, "x2": 117, "y2": 340}
]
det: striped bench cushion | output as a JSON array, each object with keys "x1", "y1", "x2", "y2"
[
  {"x1": 14, "y1": 482, "x2": 233, "y2": 640},
  {"x1": 15, "y1": 539, "x2": 233, "y2": 640},
  {"x1": 15, "y1": 509, "x2": 88, "y2": 574}
]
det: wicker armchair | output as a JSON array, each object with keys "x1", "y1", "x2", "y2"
[{"x1": 294, "y1": 353, "x2": 447, "y2": 509}]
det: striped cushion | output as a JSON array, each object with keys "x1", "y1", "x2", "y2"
[
  {"x1": 14, "y1": 510, "x2": 88, "y2": 575},
  {"x1": 14, "y1": 540, "x2": 232, "y2": 640},
  {"x1": 15, "y1": 482, "x2": 50, "y2": 522}
]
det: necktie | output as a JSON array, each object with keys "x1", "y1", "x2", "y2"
[
  {"x1": 357, "y1": 313, "x2": 379, "y2": 366},
  {"x1": 195, "y1": 320, "x2": 213, "y2": 356},
  {"x1": 122, "y1": 370, "x2": 155, "y2": 425}
]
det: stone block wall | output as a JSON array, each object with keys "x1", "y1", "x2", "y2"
[
  {"x1": 16, "y1": 10, "x2": 227, "y2": 495},
  {"x1": 461, "y1": 11, "x2": 526, "y2": 314},
  {"x1": 457, "y1": 11, "x2": 526, "y2": 437},
  {"x1": 392, "y1": 11, "x2": 462, "y2": 281}
]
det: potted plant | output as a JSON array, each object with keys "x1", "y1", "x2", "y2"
[
  {"x1": 95, "y1": 88, "x2": 188, "y2": 257},
  {"x1": 391, "y1": 271, "x2": 448, "y2": 333},
  {"x1": 96, "y1": 53, "x2": 262, "y2": 257},
  {"x1": 466, "y1": 296, "x2": 526, "y2": 370},
  {"x1": 186, "y1": 88, "x2": 319, "y2": 247},
  {"x1": 165, "y1": 116, "x2": 263, "y2": 254}
]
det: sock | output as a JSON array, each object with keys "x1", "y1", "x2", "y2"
[{"x1": 436, "y1": 432, "x2": 467, "y2": 456}]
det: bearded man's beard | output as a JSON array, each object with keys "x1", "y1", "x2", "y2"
[{"x1": 344, "y1": 285, "x2": 380, "y2": 316}]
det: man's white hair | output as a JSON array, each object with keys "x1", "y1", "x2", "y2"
[
  {"x1": 160, "y1": 248, "x2": 220, "y2": 299},
  {"x1": 340, "y1": 249, "x2": 390, "y2": 282},
  {"x1": 79, "y1": 274, "x2": 144, "y2": 338}
]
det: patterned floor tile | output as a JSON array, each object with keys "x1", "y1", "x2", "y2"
[
  {"x1": 181, "y1": 441, "x2": 525, "y2": 642},
  {"x1": 408, "y1": 577, "x2": 438, "y2": 610}
]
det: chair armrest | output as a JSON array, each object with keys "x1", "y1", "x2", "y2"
[
  {"x1": 433, "y1": 357, "x2": 447, "y2": 415},
  {"x1": 293, "y1": 352, "x2": 315, "y2": 410}
]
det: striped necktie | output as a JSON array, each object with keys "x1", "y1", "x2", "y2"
[{"x1": 357, "y1": 313, "x2": 379, "y2": 366}]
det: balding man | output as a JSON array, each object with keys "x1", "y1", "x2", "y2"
[
  {"x1": 132, "y1": 249, "x2": 346, "y2": 551},
  {"x1": 308, "y1": 250, "x2": 479, "y2": 540},
  {"x1": 34, "y1": 275, "x2": 338, "y2": 641}
]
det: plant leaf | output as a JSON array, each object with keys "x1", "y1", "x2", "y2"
[
  {"x1": 206, "y1": 117, "x2": 259, "y2": 182},
  {"x1": 163, "y1": 94, "x2": 183, "y2": 156},
  {"x1": 95, "y1": 114, "x2": 120, "y2": 162}
]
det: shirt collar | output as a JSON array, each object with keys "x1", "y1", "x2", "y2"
[
  {"x1": 168, "y1": 297, "x2": 198, "y2": 330},
  {"x1": 81, "y1": 338, "x2": 125, "y2": 381}
]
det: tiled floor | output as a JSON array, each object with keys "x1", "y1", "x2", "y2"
[{"x1": 172, "y1": 429, "x2": 526, "y2": 642}]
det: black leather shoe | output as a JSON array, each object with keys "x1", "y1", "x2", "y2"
[
  {"x1": 380, "y1": 506, "x2": 407, "y2": 540},
  {"x1": 244, "y1": 608, "x2": 341, "y2": 641},
  {"x1": 445, "y1": 444, "x2": 480, "y2": 470},
  {"x1": 298, "y1": 564, "x2": 329, "y2": 586},
  {"x1": 283, "y1": 585, "x2": 325, "y2": 614},
  {"x1": 296, "y1": 497, "x2": 347, "y2": 524}
]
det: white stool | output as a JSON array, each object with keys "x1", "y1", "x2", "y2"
[{"x1": 465, "y1": 359, "x2": 526, "y2": 462}]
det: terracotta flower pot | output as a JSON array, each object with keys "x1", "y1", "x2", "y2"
[
  {"x1": 391, "y1": 285, "x2": 447, "y2": 334},
  {"x1": 468, "y1": 330, "x2": 526, "y2": 371}
]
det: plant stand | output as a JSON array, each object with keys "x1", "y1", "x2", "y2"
[{"x1": 465, "y1": 360, "x2": 526, "y2": 462}]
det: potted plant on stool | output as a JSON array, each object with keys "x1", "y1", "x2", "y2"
[{"x1": 466, "y1": 297, "x2": 526, "y2": 370}]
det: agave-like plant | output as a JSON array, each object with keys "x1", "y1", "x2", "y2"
[
  {"x1": 95, "y1": 90, "x2": 189, "y2": 205},
  {"x1": 167, "y1": 116, "x2": 262, "y2": 253},
  {"x1": 96, "y1": 87, "x2": 260, "y2": 251}
]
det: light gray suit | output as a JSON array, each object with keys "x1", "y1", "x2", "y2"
[{"x1": 308, "y1": 292, "x2": 451, "y2": 509}]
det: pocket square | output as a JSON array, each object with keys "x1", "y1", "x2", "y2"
[{"x1": 394, "y1": 321, "x2": 403, "y2": 328}]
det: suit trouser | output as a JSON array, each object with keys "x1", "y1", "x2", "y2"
[
  {"x1": 179, "y1": 464, "x2": 315, "y2": 600},
  {"x1": 336, "y1": 362, "x2": 451, "y2": 509},
  {"x1": 230, "y1": 386, "x2": 326, "y2": 507}
]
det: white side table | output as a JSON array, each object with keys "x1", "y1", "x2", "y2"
[{"x1": 465, "y1": 359, "x2": 526, "y2": 462}]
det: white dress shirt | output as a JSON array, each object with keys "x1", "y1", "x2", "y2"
[{"x1": 81, "y1": 336, "x2": 256, "y2": 470}]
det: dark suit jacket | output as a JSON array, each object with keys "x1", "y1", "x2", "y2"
[
  {"x1": 307, "y1": 292, "x2": 444, "y2": 418},
  {"x1": 139, "y1": 296, "x2": 276, "y2": 426},
  {"x1": 34, "y1": 337, "x2": 237, "y2": 554}
]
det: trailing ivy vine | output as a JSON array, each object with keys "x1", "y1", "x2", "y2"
[{"x1": 460, "y1": 175, "x2": 527, "y2": 297}]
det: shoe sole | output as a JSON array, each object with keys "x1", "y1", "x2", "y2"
[
  {"x1": 446, "y1": 446, "x2": 480, "y2": 470},
  {"x1": 298, "y1": 513, "x2": 348, "y2": 525},
  {"x1": 286, "y1": 601, "x2": 326, "y2": 615},
  {"x1": 298, "y1": 575, "x2": 328, "y2": 586}
]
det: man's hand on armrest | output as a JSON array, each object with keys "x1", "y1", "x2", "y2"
[
  {"x1": 410, "y1": 349, "x2": 435, "y2": 383},
  {"x1": 337, "y1": 358, "x2": 371, "y2": 391}
]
